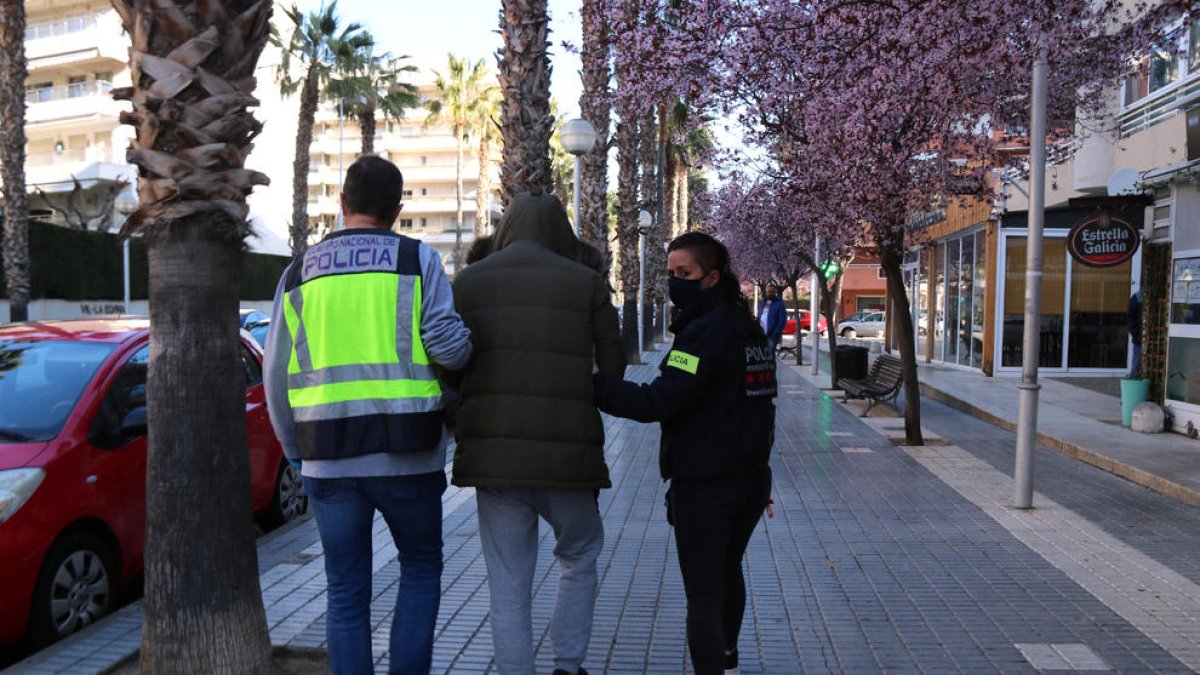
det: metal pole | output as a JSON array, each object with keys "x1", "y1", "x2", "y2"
[
  {"x1": 337, "y1": 98, "x2": 344, "y2": 230},
  {"x1": 811, "y1": 236, "x2": 821, "y2": 376},
  {"x1": 1014, "y1": 37, "x2": 1047, "y2": 510},
  {"x1": 122, "y1": 237, "x2": 131, "y2": 314},
  {"x1": 572, "y1": 154, "x2": 582, "y2": 237},
  {"x1": 638, "y1": 232, "x2": 646, "y2": 355}
]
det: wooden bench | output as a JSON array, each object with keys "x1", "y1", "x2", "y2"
[{"x1": 838, "y1": 353, "x2": 903, "y2": 417}]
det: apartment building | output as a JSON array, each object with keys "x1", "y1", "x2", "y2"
[
  {"x1": 22, "y1": 0, "x2": 137, "y2": 228},
  {"x1": 303, "y1": 84, "x2": 500, "y2": 273}
]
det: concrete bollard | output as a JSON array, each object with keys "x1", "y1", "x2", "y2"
[{"x1": 1131, "y1": 402, "x2": 1165, "y2": 434}]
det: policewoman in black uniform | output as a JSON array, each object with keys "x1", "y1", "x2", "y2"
[{"x1": 592, "y1": 232, "x2": 776, "y2": 675}]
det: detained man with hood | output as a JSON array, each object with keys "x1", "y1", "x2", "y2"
[{"x1": 450, "y1": 192, "x2": 625, "y2": 675}]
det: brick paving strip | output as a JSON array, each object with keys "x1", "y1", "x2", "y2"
[{"x1": 9, "y1": 348, "x2": 1200, "y2": 673}]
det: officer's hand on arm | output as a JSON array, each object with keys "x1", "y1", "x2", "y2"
[{"x1": 592, "y1": 344, "x2": 716, "y2": 423}]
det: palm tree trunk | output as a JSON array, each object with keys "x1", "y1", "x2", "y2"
[
  {"x1": 359, "y1": 107, "x2": 376, "y2": 156},
  {"x1": 616, "y1": 116, "x2": 641, "y2": 364},
  {"x1": 290, "y1": 68, "x2": 320, "y2": 256},
  {"x1": 454, "y1": 124, "x2": 465, "y2": 269},
  {"x1": 663, "y1": 149, "x2": 677, "y2": 244},
  {"x1": 679, "y1": 164, "x2": 690, "y2": 232},
  {"x1": 140, "y1": 218, "x2": 271, "y2": 673},
  {"x1": 497, "y1": 0, "x2": 553, "y2": 205},
  {"x1": 0, "y1": 0, "x2": 30, "y2": 322},
  {"x1": 475, "y1": 134, "x2": 491, "y2": 237},
  {"x1": 579, "y1": 0, "x2": 611, "y2": 264}
]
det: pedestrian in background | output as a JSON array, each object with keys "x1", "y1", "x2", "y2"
[
  {"x1": 449, "y1": 192, "x2": 625, "y2": 675},
  {"x1": 264, "y1": 155, "x2": 472, "y2": 675},
  {"x1": 1128, "y1": 282, "x2": 1144, "y2": 378},
  {"x1": 758, "y1": 285, "x2": 787, "y2": 356},
  {"x1": 592, "y1": 231, "x2": 777, "y2": 675}
]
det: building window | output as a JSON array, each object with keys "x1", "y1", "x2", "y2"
[
  {"x1": 420, "y1": 217, "x2": 428, "y2": 228},
  {"x1": 1122, "y1": 17, "x2": 1193, "y2": 108},
  {"x1": 25, "y1": 82, "x2": 53, "y2": 104},
  {"x1": 420, "y1": 187, "x2": 427, "y2": 196},
  {"x1": 397, "y1": 218, "x2": 413, "y2": 229},
  {"x1": 67, "y1": 76, "x2": 87, "y2": 98},
  {"x1": 402, "y1": 189, "x2": 413, "y2": 198},
  {"x1": 420, "y1": 156, "x2": 428, "y2": 165}
]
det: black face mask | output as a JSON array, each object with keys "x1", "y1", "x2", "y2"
[{"x1": 668, "y1": 276, "x2": 705, "y2": 308}]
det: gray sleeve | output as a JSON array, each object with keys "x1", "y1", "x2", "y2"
[
  {"x1": 263, "y1": 268, "x2": 299, "y2": 459},
  {"x1": 418, "y1": 245, "x2": 472, "y2": 370}
]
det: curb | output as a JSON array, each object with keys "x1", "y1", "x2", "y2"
[{"x1": 919, "y1": 382, "x2": 1200, "y2": 509}]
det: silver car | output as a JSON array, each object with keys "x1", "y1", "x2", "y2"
[{"x1": 838, "y1": 311, "x2": 886, "y2": 338}]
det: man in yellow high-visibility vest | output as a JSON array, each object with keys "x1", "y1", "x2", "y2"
[{"x1": 264, "y1": 155, "x2": 471, "y2": 675}]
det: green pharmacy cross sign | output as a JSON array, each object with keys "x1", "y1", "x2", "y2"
[{"x1": 818, "y1": 259, "x2": 842, "y2": 277}]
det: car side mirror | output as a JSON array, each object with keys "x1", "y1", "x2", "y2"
[{"x1": 120, "y1": 407, "x2": 148, "y2": 438}]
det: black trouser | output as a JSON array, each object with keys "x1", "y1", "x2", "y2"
[{"x1": 669, "y1": 465, "x2": 771, "y2": 675}]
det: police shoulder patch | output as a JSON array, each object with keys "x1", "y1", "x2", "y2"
[{"x1": 666, "y1": 350, "x2": 700, "y2": 374}]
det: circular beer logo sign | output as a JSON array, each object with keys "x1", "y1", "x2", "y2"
[{"x1": 1067, "y1": 212, "x2": 1139, "y2": 268}]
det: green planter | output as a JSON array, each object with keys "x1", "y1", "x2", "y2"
[{"x1": 1121, "y1": 378, "x2": 1150, "y2": 427}]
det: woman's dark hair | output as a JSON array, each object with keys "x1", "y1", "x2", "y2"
[
  {"x1": 667, "y1": 232, "x2": 759, "y2": 331},
  {"x1": 466, "y1": 234, "x2": 494, "y2": 265}
]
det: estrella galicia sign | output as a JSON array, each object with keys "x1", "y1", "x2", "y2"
[{"x1": 1067, "y1": 211, "x2": 1139, "y2": 268}]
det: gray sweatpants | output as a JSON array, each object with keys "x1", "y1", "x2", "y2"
[{"x1": 476, "y1": 487, "x2": 604, "y2": 675}]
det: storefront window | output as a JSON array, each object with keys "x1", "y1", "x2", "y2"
[
  {"x1": 1171, "y1": 258, "x2": 1200, "y2": 324},
  {"x1": 945, "y1": 239, "x2": 960, "y2": 364},
  {"x1": 933, "y1": 244, "x2": 944, "y2": 362},
  {"x1": 1067, "y1": 258, "x2": 1131, "y2": 369},
  {"x1": 971, "y1": 232, "x2": 987, "y2": 369},
  {"x1": 1166, "y1": 338, "x2": 1200, "y2": 405},
  {"x1": 959, "y1": 237, "x2": 976, "y2": 366},
  {"x1": 916, "y1": 248, "x2": 929, "y2": 361},
  {"x1": 1002, "y1": 237, "x2": 1066, "y2": 368}
]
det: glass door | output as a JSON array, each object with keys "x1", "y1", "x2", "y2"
[{"x1": 1001, "y1": 235, "x2": 1068, "y2": 370}]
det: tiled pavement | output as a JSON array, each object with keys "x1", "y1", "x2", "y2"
[{"x1": 8, "y1": 347, "x2": 1200, "y2": 674}]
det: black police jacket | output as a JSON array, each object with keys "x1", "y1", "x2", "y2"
[{"x1": 593, "y1": 292, "x2": 777, "y2": 482}]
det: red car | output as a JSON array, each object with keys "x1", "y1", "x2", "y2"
[
  {"x1": 0, "y1": 319, "x2": 306, "y2": 648},
  {"x1": 782, "y1": 309, "x2": 828, "y2": 337}
]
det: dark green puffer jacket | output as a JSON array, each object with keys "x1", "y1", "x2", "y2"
[{"x1": 450, "y1": 193, "x2": 625, "y2": 490}]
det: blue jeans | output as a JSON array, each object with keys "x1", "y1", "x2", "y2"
[{"x1": 303, "y1": 471, "x2": 447, "y2": 675}]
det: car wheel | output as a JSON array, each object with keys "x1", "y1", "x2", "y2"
[
  {"x1": 841, "y1": 328, "x2": 857, "y2": 338},
  {"x1": 262, "y1": 460, "x2": 308, "y2": 530},
  {"x1": 30, "y1": 531, "x2": 117, "y2": 648}
]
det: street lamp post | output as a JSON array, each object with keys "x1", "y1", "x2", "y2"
[
  {"x1": 1014, "y1": 38, "x2": 1048, "y2": 510},
  {"x1": 561, "y1": 118, "x2": 598, "y2": 237},
  {"x1": 638, "y1": 210, "x2": 652, "y2": 356}
]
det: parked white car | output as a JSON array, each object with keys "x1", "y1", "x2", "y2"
[{"x1": 838, "y1": 311, "x2": 886, "y2": 338}]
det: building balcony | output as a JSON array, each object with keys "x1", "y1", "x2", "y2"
[
  {"x1": 25, "y1": 158, "x2": 134, "y2": 194},
  {"x1": 26, "y1": 81, "x2": 124, "y2": 128},
  {"x1": 403, "y1": 196, "x2": 480, "y2": 215},
  {"x1": 25, "y1": 13, "x2": 127, "y2": 71},
  {"x1": 381, "y1": 133, "x2": 461, "y2": 153},
  {"x1": 307, "y1": 195, "x2": 340, "y2": 216}
]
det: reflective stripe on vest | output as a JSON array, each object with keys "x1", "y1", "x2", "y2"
[{"x1": 283, "y1": 234, "x2": 442, "y2": 417}]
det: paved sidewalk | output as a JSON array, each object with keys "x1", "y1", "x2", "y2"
[
  {"x1": 800, "y1": 340, "x2": 1200, "y2": 507},
  {"x1": 9, "y1": 347, "x2": 1200, "y2": 673}
]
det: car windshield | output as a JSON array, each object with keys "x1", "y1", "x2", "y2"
[{"x1": 0, "y1": 340, "x2": 116, "y2": 442}]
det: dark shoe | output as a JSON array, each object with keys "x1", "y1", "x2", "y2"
[
  {"x1": 724, "y1": 648, "x2": 739, "y2": 674},
  {"x1": 551, "y1": 669, "x2": 588, "y2": 675}
]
